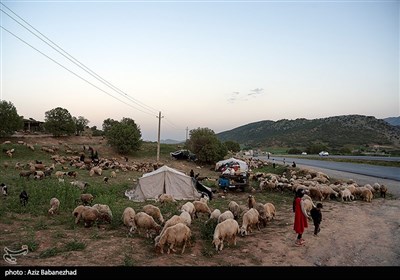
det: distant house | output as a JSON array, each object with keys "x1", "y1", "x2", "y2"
[{"x1": 23, "y1": 118, "x2": 44, "y2": 133}]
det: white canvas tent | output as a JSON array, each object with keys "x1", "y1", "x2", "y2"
[
  {"x1": 215, "y1": 158, "x2": 248, "y2": 173},
  {"x1": 129, "y1": 165, "x2": 201, "y2": 202}
]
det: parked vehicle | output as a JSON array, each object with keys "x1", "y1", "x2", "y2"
[
  {"x1": 319, "y1": 151, "x2": 329, "y2": 156},
  {"x1": 170, "y1": 149, "x2": 197, "y2": 161}
]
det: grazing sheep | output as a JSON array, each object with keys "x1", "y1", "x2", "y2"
[
  {"x1": 133, "y1": 212, "x2": 162, "y2": 238},
  {"x1": 89, "y1": 166, "x2": 102, "y2": 176},
  {"x1": 55, "y1": 171, "x2": 65, "y2": 178},
  {"x1": 207, "y1": 209, "x2": 221, "y2": 223},
  {"x1": 212, "y1": 218, "x2": 240, "y2": 251},
  {"x1": 155, "y1": 215, "x2": 190, "y2": 244},
  {"x1": 360, "y1": 189, "x2": 373, "y2": 202},
  {"x1": 155, "y1": 222, "x2": 191, "y2": 254},
  {"x1": 157, "y1": 194, "x2": 176, "y2": 204},
  {"x1": 70, "y1": 180, "x2": 89, "y2": 190},
  {"x1": 110, "y1": 171, "x2": 117, "y2": 178},
  {"x1": 72, "y1": 205, "x2": 86, "y2": 224},
  {"x1": 48, "y1": 197, "x2": 60, "y2": 215},
  {"x1": 81, "y1": 207, "x2": 100, "y2": 227},
  {"x1": 122, "y1": 207, "x2": 136, "y2": 233},
  {"x1": 33, "y1": 171, "x2": 45, "y2": 180},
  {"x1": 228, "y1": 201, "x2": 241, "y2": 220},
  {"x1": 193, "y1": 200, "x2": 212, "y2": 218},
  {"x1": 340, "y1": 189, "x2": 354, "y2": 202},
  {"x1": 143, "y1": 204, "x2": 164, "y2": 225},
  {"x1": 66, "y1": 171, "x2": 77, "y2": 178},
  {"x1": 239, "y1": 208, "x2": 260, "y2": 236},
  {"x1": 181, "y1": 202, "x2": 196, "y2": 220},
  {"x1": 264, "y1": 202, "x2": 276, "y2": 221},
  {"x1": 19, "y1": 170, "x2": 33, "y2": 179},
  {"x1": 19, "y1": 190, "x2": 28, "y2": 206},
  {"x1": 380, "y1": 185, "x2": 388, "y2": 198},
  {"x1": 92, "y1": 204, "x2": 113, "y2": 223},
  {"x1": 179, "y1": 211, "x2": 192, "y2": 227},
  {"x1": 217, "y1": 210, "x2": 234, "y2": 224},
  {"x1": 80, "y1": 193, "x2": 94, "y2": 206},
  {"x1": 248, "y1": 195, "x2": 256, "y2": 209}
]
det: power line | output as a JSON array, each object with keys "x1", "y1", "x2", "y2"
[
  {"x1": 0, "y1": 25, "x2": 157, "y2": 116},
  {"x1": 0, "y1": 3, "x2": 159, "y2": 115}
]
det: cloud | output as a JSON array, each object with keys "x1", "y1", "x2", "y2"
[
  {"x1": 228, "y1": 88, "x2": 264, "y2": 103},
  {"x1": 248, "y1": 88, "x2": 264, "y2": 96}
]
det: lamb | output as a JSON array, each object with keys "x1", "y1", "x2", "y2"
[
  {"x1": 133, "y1": 212, "x2": 162, "y2": 238},
  {"x1": 181, "y1": 201, "x2": 196, "y2": 220},
  {"x1": 217, "y1": 210, "x2": 234, "y2": 224},
  {"x1": 360, "y1": 188, "x2": 373, "y2": 202},
  {"x1": 212, "y1": 218, "x2": 240, "y2": 251},
  {"x1": 239, "y1": 208, "x2": 260, "y2": 236},
  {"x1": 122, "y1": 207, "x2": 136, "y2": 233},
  {"x1": 228, "y1": 201, "x2": 241, "y2": 220},
  {"x1": 339, "y1": 188, "x2": 354, "y2": 202},
  {"x1": 155, "y1": 222, "x2": 191, "y2": 254},
  {"x1": 92, "y1": 203, "x2": 113, "y2": 223},
  {"x1": 248, "y1": 195, "x2": 268, "y2": 227},
  {"x1": 143, "y1": 204, "x2": 164, "y2": 225},
  {"x1": 80, "y1": 193, "x2": 94, "y2": 206},
  {"x1": 193, "y1": 200, "x2": 212, "y2": 218},
  {"x1": 48, "y1": 197, "x2": 60, "y2": 215}
]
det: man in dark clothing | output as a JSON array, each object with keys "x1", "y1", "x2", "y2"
[{"x1": 310, "y1": 203, "x2": 323, "y2": 236}]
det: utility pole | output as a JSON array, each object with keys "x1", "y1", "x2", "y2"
[
  {"x1": 186, "y1": 127, "x2": 189, "y2": 142},
  {"x1": 156, "y1": 111, "x2": 163, "y2": 162}
]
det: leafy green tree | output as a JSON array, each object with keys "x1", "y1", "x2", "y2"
[
  {"x1": 104, "y1": 118, "x2": 142, "y2": 153},
  {"x1": 73, "y1": 116, "x2": 89, "y2": 136},
  {"x1": 224, "y1": 140, "x2": 241, "y2": 153},
  {"x1": 186, "y1": 127, "x2": 227, "y2": 163},
  {"x1": 0, "y1": 100, "x2": 23, "y2": 137},
  {"x1": 44, "y1": 107, "x2": 75, "y2": 137}
]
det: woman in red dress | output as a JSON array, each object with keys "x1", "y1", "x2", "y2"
[{"x1": 293, "y1": 188, "x2": 309, "y2": 246}]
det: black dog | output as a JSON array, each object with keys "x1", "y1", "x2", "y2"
[{"x1": 19, "y1": 190, "x2": 28, "y2": 206}]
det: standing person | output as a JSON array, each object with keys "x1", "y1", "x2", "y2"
[
  {"x1": 190, "y1": 169, "x2": 194, "y2": 178},
  {"x1": 310, "y1": 203, "x2": 323, "y2": 236},
  {"x1": 293, "y1": 189, "x2": 309, "y2": 246}
]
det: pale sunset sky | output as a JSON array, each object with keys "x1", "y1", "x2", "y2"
[{"x1": 0, "y1": 0, "x2": 399, "y2": 141}]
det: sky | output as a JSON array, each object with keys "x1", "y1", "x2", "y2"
[{"x1": 0, "y1": 0, "x2": 399, "y2": 142}]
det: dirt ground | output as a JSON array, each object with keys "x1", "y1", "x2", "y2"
[{"x1": 1, "y1": 135, "x2": 399, "y2": 268}]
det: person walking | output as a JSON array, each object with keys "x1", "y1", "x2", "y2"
[{"x1": 293, "y1": 188, "x2": 309, "y2": 246}]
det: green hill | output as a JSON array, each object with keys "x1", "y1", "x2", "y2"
[{"x1": 217, "y1": 115, "x2": 400, "y2": 151}]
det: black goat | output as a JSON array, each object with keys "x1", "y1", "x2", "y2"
[
  {"x1": 19, "y1": 190, "x2": 29, "y2": 206},
  {"x1": 1, "y1": 183, "x2": 7, "y2": 196}
]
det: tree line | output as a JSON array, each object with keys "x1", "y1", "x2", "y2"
[{"x1": 0, "y1": 100, "x2": 241, "y2": 163}]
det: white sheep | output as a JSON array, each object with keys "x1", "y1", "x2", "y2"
[
  {"x1": 217, "y1": 210, "x2": 234, "y2": 224},
  {"x1": 264, "y1": 202, "x2": 276, "y2": 221},
  {"x1": 207, "y1": 209, "x2": 221, "y2": 223},
  {"x1": 239, "y1": 208, "x2": 260, "y2": 236},
  {"x1": 133, "y1": 212, "x2": 162, "y2": 238},
  {"x1": 228, "y1": 201, "x2": 241, "y2": 220},
  {"x1": 181, "y1": 201, "x2": 196, "y2": 220},
  {"x1": 122, "y1": 207, "x2": 136, "y2": 233},
  {"x1": 179, "y1": 211, "x2": 192, "y2": 227},
  {"x1": 340, "y1": 188, "x2": 354, "y2": 202},
  {"x1": 212, "y1": 218, "x2": 240, "y2": 251},
  {"x1": 143, "y1": 204, "x2": 164, "y2": 225},
  {"x1": 155, "y1": 222, "x2": 191, "y2": 254},
  {"x1": 48, "y1": 197, "x2": 60, "y2": 215}
]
